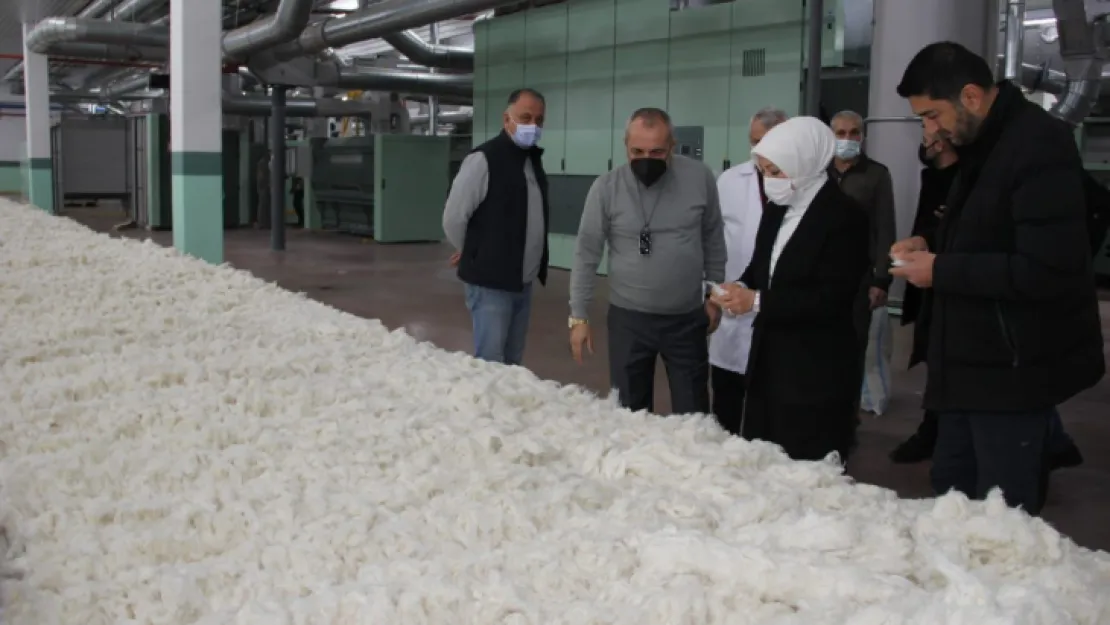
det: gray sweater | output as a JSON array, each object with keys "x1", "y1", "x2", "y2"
[
  {"x1": 442, "y1": 152, "x2": 546, "y2": 285},
  {"x1": 570, "y1": 154, "x2": 726, "y2": 319}
]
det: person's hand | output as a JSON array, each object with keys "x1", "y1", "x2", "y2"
[
  {"x1": 710, "y1": 282, "x2": 757, "y2": 315},
  {"x1": 891, "y1": 235, "x2": 929, "y2": 257},
  {"x1": 889, "y1": 251, "x2": 936, "y2": 288},
  {"x1": 448, "y1": 251, "x2": 461, "y2": 267},
  {"x1": 569, "y1": 323, "x2": 593, "y2": 365},
  {"x1": 705, "y1": 299, "x2": 721, "y2": 334},
  {"x1": 868, "y1": 286, "x2": 888, "y2": 310}
]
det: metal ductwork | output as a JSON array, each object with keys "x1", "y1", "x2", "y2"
[
  {"x1": 25, "y1": 18, "x2": 169, "y2": 54},
  {"x1": 271, "y1": 0, "x2": 518, "y2": 61},
  {"x1": 222, "y1": 93, "x2": 371, "y2": 118},
  {"x1": 3, "y1": 0, "x2": 122, "y2": 82},
  {"x1": 99, "y1": 72, "x2": 158, "y2": 100},
  {"x1": 333, "y1": 66, "x2": 472, "y2": 98},
  {"x1": 45, "y1": 42, "x2": 168, "y2": 62},
  {"x1": 222, "y1": 0, "x2": 315, "y2": 60},
  {"x1": 410, "y1": 109, "x2": 473, "y2": 126},
  {"x1": 99, "y1": 0, "x2": 165, "y2": 22},
  {"x1": 382, "y1": 30, "x2": 473, "y2": 70},
  {"x1": 1045, "y1": 0, "x2": 1106, "y2": 125},
  {"x1": 1003, "y1": 0, "x2": 1026, "y2": 81}
]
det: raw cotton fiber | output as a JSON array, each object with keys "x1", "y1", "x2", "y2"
[{"x1": 0, "y1": 197, "x2": 1107, "y2": 625}]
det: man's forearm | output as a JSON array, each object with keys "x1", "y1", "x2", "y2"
[{"x1": 569, "y1": 244, "x2": 602, "y2": 319}]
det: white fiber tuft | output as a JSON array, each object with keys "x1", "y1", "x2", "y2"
[{"x1": 0, "y1": 198, "x2": 1107, "y2": 624}]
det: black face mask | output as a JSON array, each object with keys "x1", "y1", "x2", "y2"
[{"x1": 630, "y1": 157, "x2": 667, "y2": 187}]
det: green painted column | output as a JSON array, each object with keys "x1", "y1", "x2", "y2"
[
  {"x1": 22, "y1": 23, "x2": 54, "y2": 214},
  {"x1": 238, "y1": 128, "x2": 251, "y2": 227},
  {"x1": 145, "y1": 114, "x2": 166, "y2": 228},
  {"x1": 170, "y1": 0, "x2": 224, "y2": 264},
  {"x1": 171, "y1": 153, "x2": 224, "y2": 264},
  {"x1": 26, "y1": 157, "x2": 53, "y2": 212}
]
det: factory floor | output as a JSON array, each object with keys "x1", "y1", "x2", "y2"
[{"x1": 65, "y1": 203, "x2": 1110, "y2": 553}]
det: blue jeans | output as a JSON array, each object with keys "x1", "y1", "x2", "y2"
[{"x1": 464, "y1": 283, "x2": 533, "y2": 365}]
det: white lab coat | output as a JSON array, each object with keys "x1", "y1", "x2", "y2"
[{"x1": 708, "y1": 160, "x2": 763, "y2": 374}]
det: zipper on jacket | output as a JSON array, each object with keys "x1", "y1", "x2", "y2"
[{"x1": 994, "y1": 303, "x2": 1019, "y2": 368}]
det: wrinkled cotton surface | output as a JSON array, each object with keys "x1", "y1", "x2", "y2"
[{"x1": 0, "y1": 198, "x2": 1107, "y2": 625}]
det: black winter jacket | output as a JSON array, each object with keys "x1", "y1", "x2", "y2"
[{"x1": 921, "y1": 81, "x2": 1105, "y2": 412}]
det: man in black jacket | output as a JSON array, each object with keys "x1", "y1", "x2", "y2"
[
  {"x1": 441, "y1": 89, "x2": 550, "y2": 365},
  {"x1": 890, "y1": 42, "x2": 1105, "y2": 515}
]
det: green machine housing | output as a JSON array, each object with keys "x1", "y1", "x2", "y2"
[{"x1": 311, "y1": 134, "x2": 450, "y2": 243}]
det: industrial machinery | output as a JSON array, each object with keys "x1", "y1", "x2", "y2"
[
  {"x1": 51, "y1": 117, "x2": 130, "y2": 209},
  {"x1": 311, "y1": 133, "x2": 450, "y2": 242}
]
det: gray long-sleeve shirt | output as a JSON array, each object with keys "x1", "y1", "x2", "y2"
[
  {"x1": 442, "y1": 152, "x2": 546, "y2": 284},
  {"x1": 570, "y1": 154, "x2": 726, "y2": 320}
]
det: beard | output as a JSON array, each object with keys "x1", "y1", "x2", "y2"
[{"x1": 940, "y1": 105, "x2": 982, "y2": 146}]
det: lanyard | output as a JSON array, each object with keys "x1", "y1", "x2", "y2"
[{"x1": 632, "y1": 175, "x2": 666, "y2": 233}]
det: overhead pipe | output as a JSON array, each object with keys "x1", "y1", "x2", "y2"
[
  {"x1": 99, "y1": 72, "x2": 157, "y2": 100},
  {"x1": 382, "y1": 30, "x2": 473, "y2": 70},
  {"x1": 1002, "y1": 0, "x2": 1026, "y2": 81},
  {"x1": 271, "y1": 0, "x2": 520, "y2": 61},
  {"x1": 221, "y1": 92, "x2": 372, "y2": 117},
  {"x1": 411, "y1": 109, "x2": 472, "y2": 126},
  {"x1": 0, "y1": 52, "x2": 159, "y2": 69},
  {"x1": 2, "y1": 0, "x2": 120, "y2": 82},
  {"x1": 24, "y1": 18, "x2": 169, "y2": 54},
  {"x1": 222, "y1": 0, "x2": 315, "y2": 60},
  {"x1": 75, "y1": 0, "x2": 168, "y2": 89},
  {"x1": 1045, "y1": 0, "x2": 1106, "y2": 125},
  {"x1": 332, "y1": 66, "x2": 472, "y2": 98}
]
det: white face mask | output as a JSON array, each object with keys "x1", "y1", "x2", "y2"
[{"x1": 763, "y1": 177, "x2": 795, "y2": 205}]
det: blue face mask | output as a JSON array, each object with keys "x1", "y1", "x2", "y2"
[
  {"x1": 511, "y1": 122, "x2": 542, "y2": 148},
  {"x1": 835, "y1": 139, "x2": 861, "y2": 160}
]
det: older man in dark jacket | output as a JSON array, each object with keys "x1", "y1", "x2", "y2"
[{"x1": 891, "y1": 42, "x2": 1105, "y2": 515}]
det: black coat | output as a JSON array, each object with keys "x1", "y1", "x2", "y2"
[
  {"x1": 739, "y1": 180, "x2": 871, "y2": 461},
  {"x1": 903, "y1": 159, "x2": 959, "y2": 368},
  {"x1": 921, "y1": 81, "x2": 1105, "y2": 413}
]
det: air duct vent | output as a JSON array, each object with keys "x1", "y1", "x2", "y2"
[{"x1": 741, "y1": 48, "x2": 767, "y2": 77}]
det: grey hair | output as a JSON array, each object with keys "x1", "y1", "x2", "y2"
[
  {"x1": 831, "y1": 109, "x2": 865, "y2": 131},
  {"x1": 750, "y1": 106, "x2": 788, "y2": 130},
  {"x1": 625, "y1": 107, "x2": 674, "y2": 140}
]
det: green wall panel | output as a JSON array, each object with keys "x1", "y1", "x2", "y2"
[
  {"x1": 485, "y1": 15, "x2": 527, "y2": 139},
  {"x1": 525, "y1": 4, "x2": 569, "y2": 174},
  {"x1": 727, "y1": 0, "x2": 805, "y2": 165},
  {"x1": 564, "y1": 0, "x2": 615, "y2": 175},
  {"x1": 610, "y1": 0, "x2": 669, "y2": 167},
  {"x1": 374, "y1": 135, "x2": 450, "y2": 243},
  {"x1": 472, "y1": 20, "x2": 490, "y2": 146},
  {"x1": 667, "y1": 4, "x2": 732, "y2": 175},
  {"x1": 0, "y1": 162, "x2": 20, "y2": 194}
]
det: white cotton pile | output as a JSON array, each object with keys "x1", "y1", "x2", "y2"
[{"x1": 0, "y1": 198, "x2": 1107, "y2": 625}]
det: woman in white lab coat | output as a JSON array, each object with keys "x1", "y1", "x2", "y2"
[{"x1": 712, "y1": 117, "x2": 870, "y2": 462}]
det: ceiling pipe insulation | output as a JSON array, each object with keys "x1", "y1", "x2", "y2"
[
  {"x1": 222, "y1": 92, "x2": 372, "y2": 117},
  {"x1": 269, "y1": 0, "x2": 518, "y2": 61},
  {"x1": 382, "y1": 30, "x2": 473, "y2": 70},
  {"x1": 1045, "y1": 0, "x2": 1107, "y2": 125},
  {"x1": 2, "y1": 0, "x2": 122, "y2": 83},
  {"x1": 1003, "y1": 0, "x2": 1026, "y2": 81},
  {"x1": 332, "y1": 65, "x2": 472, "y2": 98}
]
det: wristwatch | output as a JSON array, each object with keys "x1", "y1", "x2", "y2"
[
  {"x1": 752, "y1": 291, "x2": 762, "y2": 313},
  {"x1": 568, "y1": 317, "x2": 589, "y2": 329}
]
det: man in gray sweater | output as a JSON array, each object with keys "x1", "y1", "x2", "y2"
[{"x1": 569, "y1": 107, "x2": 726, "y2": 415}]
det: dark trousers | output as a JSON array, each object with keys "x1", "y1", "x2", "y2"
[
  {"x1": 711, "y1": 365, "x2": 746, "y2": 435},
  {"x1": 931, "y1": 409, "x2": 1052, "y2": 515},
  {"x1": 607, "y1": 304, "x2": 709, "y2": 415},
  {"x1": 919, "y1": 408, "x2": 1073, "y2": 455}
]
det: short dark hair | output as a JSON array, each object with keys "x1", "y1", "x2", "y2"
[
  {"x1": 508, "y1": 88, "x2": 545, "y2": 105},
  {"x1": 896, "y1": 41, "x2": 995, "y2": 101}
]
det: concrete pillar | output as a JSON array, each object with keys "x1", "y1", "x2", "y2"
[
  {"x1": 22, "y1": 23, "x2": 54, "y2": 213},
  {"x1": 866, "y1": 0, "x2": 994, "y2": 298},
  {"x1": 170, "y1": 0, "x2": 224, "y2": 264}
]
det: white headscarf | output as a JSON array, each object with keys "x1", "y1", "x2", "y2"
[{"x1": 751, "y1": 116, "x2": 836, "y2": 210}]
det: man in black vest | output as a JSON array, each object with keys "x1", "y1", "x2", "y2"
[{"x1": 442, "y1": 88, "x2": 549, "y2": 365}]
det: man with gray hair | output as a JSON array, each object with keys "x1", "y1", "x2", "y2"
[
  {"x1": 569, "y1": 107, "x2": 726, "y2": 416},
  {"x1": 705, "y1": 106, "x2": 788, "y2": 433}
]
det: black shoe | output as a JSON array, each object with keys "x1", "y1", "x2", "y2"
[
  {"x1": 1048, "y1": 443, "x2": 1084, "y2": 471},
  {"x1": 889, "y1": 434, "x2": 935, "y2": 464}
]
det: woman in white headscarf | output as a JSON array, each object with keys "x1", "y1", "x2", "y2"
[{"x1": 710, "y1": 116, "x2": 871, "y2": 462}]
